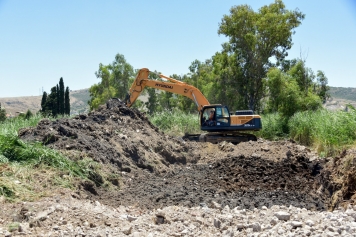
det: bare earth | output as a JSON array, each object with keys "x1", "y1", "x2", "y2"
[{"x1": 1, "y1": 99, "x2": 356, "y2": 236}]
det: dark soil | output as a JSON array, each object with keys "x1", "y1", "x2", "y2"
[{"x1": 17, "y1": 98, "x2": 353, "y2": 211}]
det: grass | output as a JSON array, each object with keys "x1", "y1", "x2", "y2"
[
  {"x1": 149, "y1": 110, "x2": 200, "y2": 136},
  {"x1": 289, "y1": 108, "x2": 356, "y2": 156},
  {"x1": 255, "y1": 113, "x2": 288, "y2": 140},
  {"x1": 0, "y1": 114, "x2": 111, "y2": 202}
]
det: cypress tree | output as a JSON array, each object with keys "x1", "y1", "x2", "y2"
[
  {"x1": 65, "y1": 86, "x2": 70, "y2": 115},
  {"x1": 59, "y1": 77, "x2": 65, "y2": 114},
  {"x1": 40, "y1": 91, "x2": 48, "y2": 113},
  {"x1": 47, "y1": 86, "x2": 58, "y2": 116},
  {"x1": 56, "y1": 84, "x2": 61, "y2": 114}
]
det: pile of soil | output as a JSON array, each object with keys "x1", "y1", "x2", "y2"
[
  {"x1": 16, "y1": 98, "x2": 353, "y2": 211},
  {"x1": 19, "y1": 99, "x2": 200, "y2": 174}
]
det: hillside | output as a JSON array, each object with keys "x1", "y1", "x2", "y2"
[
  {"x1": 324, "y1": 86, "x2": 356, "y2": 111},
  {"x1": 0, "y1": 89, "x2": 90, "y2": 117}
]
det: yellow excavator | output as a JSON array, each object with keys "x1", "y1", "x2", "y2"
[{"x1": 125, "y1": 68, "x2": 262, "y2": 143}]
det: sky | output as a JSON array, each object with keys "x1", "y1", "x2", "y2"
[{"x1": 0, "y1": 0, "x2": 356, "y2": 98}]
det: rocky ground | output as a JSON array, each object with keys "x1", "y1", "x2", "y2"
[{"x1": 1, "y1": 98, "x2": 356, "y2": 236}]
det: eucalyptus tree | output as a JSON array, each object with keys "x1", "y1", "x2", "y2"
[
  {"x1": 218, "y1": 0, "x2": 305, "y2": 112},
  {"x1": 89, "y1": 53, "x2": 134, "y2": 110}
]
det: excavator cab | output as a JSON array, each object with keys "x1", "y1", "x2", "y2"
[
  {"x1": 201, "y1": 105, "x2": 231, "y2": 131},
  {"x1": 200, "y1": 105, "x2": 262, "y2": 132}
]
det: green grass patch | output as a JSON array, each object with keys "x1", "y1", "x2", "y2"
[
  {"x1": 289, "y1": 108, "x2": 356, "y2": 155},
  {"x1": 150, "y1": 110, "x2": 200, "y2": 136}
]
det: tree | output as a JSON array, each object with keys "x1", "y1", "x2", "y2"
[
  {"x1": 46, "y1": 86, "x2": 58, "y2": 116},
  {"x1": 265, "y1": 67, "x2": 322, "y2": 117},
  {"x1": 24, "y1": 109, "x2": 33, "y2": 120},
  {"x1": 56, "y1": 84, "x2": 60, "y2": 114},
  {"x1": 288, "y1": 60, "x2": 314, "y2": 95},
  {"x1": 315, "y1": 70, "x2": 330, "y2": 103},
  {"x1": 89, "y1": 53, "x2": 134, "y2": 110},
  {"x1": 65, "y1": 86, "x2": 70, "y2": 115},
  {"x1": 0, "y1": 103, "x2": 6, "y2": 122},
  {"x1": 40, "y1": 78, "x2": 69, "y2": 117},
  {"x1": 218, "y1": 0, "x2": 305, "y2": 112},
  {"x1": 40, "y1": 91, "x2": 48, "y2": 114},
  {"x1": 59, "y1": 77, "x2": 65, "y2": 114}
]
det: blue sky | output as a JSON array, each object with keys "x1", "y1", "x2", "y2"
[{"x1": 0, "y1": 0, "x2": 355, "y2": 97}]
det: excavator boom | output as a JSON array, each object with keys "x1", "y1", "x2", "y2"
[{"x1": 125, "y1": 68, "x2": 209, "y2": 111}]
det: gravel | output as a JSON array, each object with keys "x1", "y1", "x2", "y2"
[{"x1": 1, "y1": 192, "x2": 356, "y2": 237}]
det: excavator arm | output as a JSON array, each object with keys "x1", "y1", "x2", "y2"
[{"x1": 125, "y1": 68, "x2": 210, "y2": 111}]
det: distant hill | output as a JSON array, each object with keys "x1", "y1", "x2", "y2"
[
  {"x1": 0, "y1": 89, "x2": 90, "y2": 117},
  {"x1": 324, "y1": 86, "x2": 356, "y2": 111},
  {"x1": 329, "y1": 87, "x2": 356, "y2": 101}
]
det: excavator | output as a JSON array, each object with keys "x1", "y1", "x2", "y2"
[{"x1": 125, "y1": 68, "x2": 262, "y2": 144}]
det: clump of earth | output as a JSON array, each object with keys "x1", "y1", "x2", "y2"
[{"x1": 1, "y1": 98, "x2": 356, "y2": 236}]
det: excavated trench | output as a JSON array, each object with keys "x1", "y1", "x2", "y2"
[{"x1": 18, "y1": 99, "x2": 354, "y2": 211}]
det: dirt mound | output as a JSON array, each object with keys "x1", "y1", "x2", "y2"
[
  {"x1": 18, "y1": 98, "x2": 199, "y2": 174},
  {"x1": 17, "y1": 99, "x2": 336, "y2": 211}
]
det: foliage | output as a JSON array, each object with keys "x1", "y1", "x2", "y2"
[
  {"x1": 59, "y1": 78, "x2": 65, "y2": 114},
  {"x1": 41, "y1": 78, "x2": 70, "y2": 116},
  {"x1": 255, "y1": 113, "x2": 288, "y2": 140},
  {"x1": 65, "y1": 86, "x2": 70, "y2": 115},
  {"x1": 289, "y1": 109, "x2": 356, "y2": 155},
  {"x1": 145, "y1": 88, "x2": 159, "y2": 115},
  {"x1": 17, "y1": 110, "x2": 33, "y2": 120},
  {"x1": 265, "y1": 64, "x2": 323, "y2": 117},
  {"x1": 217, "y1": 0, "x2": 305, "y2": 112},
  {"x1": 0, "y1": 103, "x2": 6, "y2": 122},
  {"x1": 149, "y1": 111, "x2": 200, "y2": 136},
  {"x1": 88, "y1": 53, "x2": 134, "y2": 110},
  {"x1": 315, "y1": 70, "x2": 330, "y2": 103}
]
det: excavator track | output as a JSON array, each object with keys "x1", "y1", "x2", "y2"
[{"x1": 182, "y1": 132, "x2": 257, "y2": 144}]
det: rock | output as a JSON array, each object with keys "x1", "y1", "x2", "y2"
[
  {"x1": 305, "y1": 219, "x2": 315, "y2": 226},
  {"x1": 132, "y1": 232, "x2": 141, "y2": 237},
  {"x1": 252, "y1": 222, "x2": 261, "y2": 232},
  {"x1": 211, "y1": 201, "x2": 222, "y2": 210},
  {"x1": 261, "y1": 146, "x2": 270, "y2": 152},
  {"x1": 222, "y1": 205, "x2": 231, "y2": 213},
  {"x1": 195, "y1": 217, "x2": 204, "y2": 224},
  {"x1": 236, "y1": 223, "x2": 245, "y2": 230},
  {"x1": 35, "y1": 211, "x2": 48, "y2": 221},
  {"x1": 127, "y1": 215, "x2": 137, "y2": 222},
  {"x1": 274, "y1": 211, "x2": 291, "y2": 221},
  {"x1": 4, "y1": 231, "x2": 11, "y2": 237},
  {"x1": 156, "y1": 209, "x2": 165, "y2": 217},
  {"x1": 18, "y1": 223, "x2": 27, "y2": 233},
  {"x1": 291, "y1": 221, "x2": 303, "y2": 228},
  {"x1": 156, "y1": 216, "x2": 165, "y2": 225},
  {"x1": 214, "y1": 218, "x2": 221, "y2": 229},
  {"x1": 122, "y1": 225, "x2": 132, "y2": 235},
  {"x1": 270, "y1": 216, "x2": 279, "y2": 225}
]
